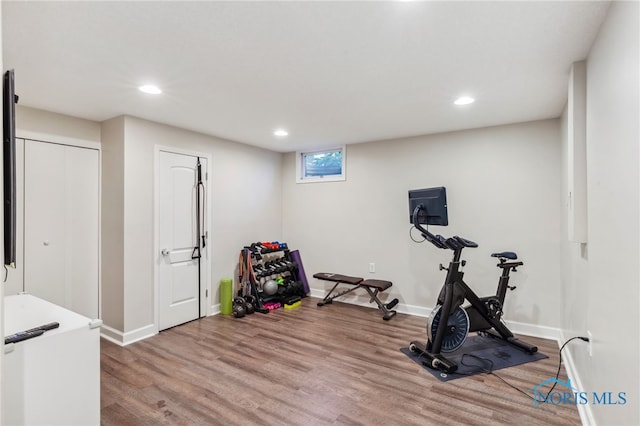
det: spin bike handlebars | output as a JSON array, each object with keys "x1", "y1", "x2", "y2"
[{"x1": 412, "y1": 205, "x2": 478, "y2": 251}]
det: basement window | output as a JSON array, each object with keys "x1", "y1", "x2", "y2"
[{"x1": 296, "y1": 146, "x2": 346, "y2": 183}]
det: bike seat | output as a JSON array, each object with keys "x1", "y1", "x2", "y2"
[{"x1": 491, "y1": 251, "x2": 517, "y2": 260}]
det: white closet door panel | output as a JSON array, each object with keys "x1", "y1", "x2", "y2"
[
  {"x1": 24, "y1": 141, "x2": 66, "y2": 308},
  {"x1": 23, "y1": 140, "x2": 99, "y2": 319}
]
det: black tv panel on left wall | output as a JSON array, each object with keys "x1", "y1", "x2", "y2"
[{"x1": 3, "y1": 69, "x2": 17, "y2": 268}]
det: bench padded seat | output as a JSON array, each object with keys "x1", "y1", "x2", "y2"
[
  {"x1": 313, "y1": 273, "x2": 363, "y2": 285},
  {"x1": 360, "y1": 279, "x2": 392, "y2": 291}
]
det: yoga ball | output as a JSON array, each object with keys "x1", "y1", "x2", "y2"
[{"x1": 263, "y1": 280, "x2": 278, "y2": 296}]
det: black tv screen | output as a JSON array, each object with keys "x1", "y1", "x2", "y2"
[
  {"x1": 3, "y1": 69, "x2": 17, "y2": 268},
  {"x1": 408, "y1": 186, "x2": 448, "y2": 226}
]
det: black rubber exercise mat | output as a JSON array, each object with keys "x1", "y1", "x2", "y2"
[{"x1": 401, "y1": 333, "x2": 548, "y2": 382}]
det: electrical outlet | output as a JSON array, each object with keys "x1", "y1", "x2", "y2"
[
  {"x1": 587, "y1": 330, "x2": 593, "y2": 356},
  {"x1": 369, "y1": 263, "x2": 375, "y2": 273}
]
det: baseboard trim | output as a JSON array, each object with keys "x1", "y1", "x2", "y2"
[
  {"x1": 100, "y1": 324, "x2": 123, "y2": 345},
  {"x1": 108, "y1": 293, "x2": 564, "y2": 350},
  {"x1": 100, "y1": 324, "x2": 157, "y2": 346},
  {"x1": 309, "y1": 289, "x2": 562, "y2": 340},
  {"x1": 559, "y1": 331, "x2": 595, "y2": 426},
  {"x1": 309, "y1": 289, "x2": 434, "y2": 315},
  {"x1": 209, "y1": 303, "x2": 221, "y2": 316},
  {"x1": 505, "y1": 320, "x2": 562, "y2": 341}
]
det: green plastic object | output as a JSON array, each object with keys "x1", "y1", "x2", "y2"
[{"x1": 220, "y1": 278, "x2": 233, "y2": 315}]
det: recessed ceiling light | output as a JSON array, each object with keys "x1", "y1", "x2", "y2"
[
  {"x1": 454, "y1": 96, "x2": 475, "y2": 105},
  {"x1": 138, "y1": 84, "x2": 162, "y2": 95},
  {"x1": 273, "y1": 129, "x2": 289, "y2": 137}
]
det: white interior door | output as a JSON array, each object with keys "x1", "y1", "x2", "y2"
[
  {"x1": 158, "y1": 151, "x2": 207, "y2": 330},
  {"x1": 23, "y1": 140, "x2": 99, "y2": 319}
]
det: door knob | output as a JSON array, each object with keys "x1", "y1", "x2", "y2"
[{"x1": 161, "y1": 248, "x2": 170, "y2": 256}]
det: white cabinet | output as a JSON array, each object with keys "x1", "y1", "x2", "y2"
[
  {"x1": 3, "y1": 294, "x2": 102, "y2": 425},
  {"x1": 6, "y1": 139, "x2": 100, "y2": 319}
]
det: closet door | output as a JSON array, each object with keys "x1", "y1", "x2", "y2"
[{"x1": 23, "y1": 140, "x2": 99, "y2": 319}]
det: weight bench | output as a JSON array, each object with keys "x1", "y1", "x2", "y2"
[{"x1": 313, "y1": 273, "x2": 398, "y2": 320}]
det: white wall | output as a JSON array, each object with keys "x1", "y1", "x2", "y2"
[
  {"x1": 561, "y1": 2, "x2": 639, "y2": 425},
  {"x1": 101, "y1": 116, "x2": 125, "y2": 331},
  {"x1": 283, "y1": 119, "x2": 563, "y2": 330},
  {"x1": 112, "y1": 116, "x2": 283, "y2": 337},
  {"x1": 16, "y1": 105, "x2": 101, "y2": 143}
]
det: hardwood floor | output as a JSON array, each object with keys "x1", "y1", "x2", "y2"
[{"x1": 101, "y1": 298, "x2": 581, "y2": 425}]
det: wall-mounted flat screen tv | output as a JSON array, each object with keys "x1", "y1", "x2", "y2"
[
  {"x1": 408, "y1": 186, "x2": 448, "y2": 226},
  {"x1": 3, "y1": 69, "x2": 18, "y2": 268}
]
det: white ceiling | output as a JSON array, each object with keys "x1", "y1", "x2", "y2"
[{"x1": 2, "y1": 1, "x2": 610, "y2": 153}]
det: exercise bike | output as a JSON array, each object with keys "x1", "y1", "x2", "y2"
[{"x1": 407, "y1": 187, "x2": 537, "y2": 373}]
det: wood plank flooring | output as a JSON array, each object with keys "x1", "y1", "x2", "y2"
[{"x1": 101, "y1": 298, "x2": 581, "y2": 425}]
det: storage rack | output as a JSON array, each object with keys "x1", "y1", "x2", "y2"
[{"x1": 239, "y1": 242, "x2": 306, "y2": 312}]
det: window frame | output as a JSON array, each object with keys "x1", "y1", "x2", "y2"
[{"x1": 295, "y1": 146, "x2": 346, "y2": 184}]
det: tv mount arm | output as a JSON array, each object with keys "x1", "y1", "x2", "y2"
[
  {"x1": 412, "y1": 205, "x2": 449, "y2": 249},
  {"x1": 412, "y1": 205, "x2": 478, "y2": 253}
]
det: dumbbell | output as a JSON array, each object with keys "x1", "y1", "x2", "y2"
[
  {"x1": 278, "y1": 260, "x2": 293, "y2": 272},
  {"x1": 253, "y1": 264, "x2": 266, "y2": 279},
  {"x1": 262, "y1": 262, "x2": 277, "y2": 275},
  {"x1": 232, "y1": 297, "x2": 247, "y2": 318},
  {"x1": 248, "y1": 243, "x2": 264, "y2": 258},
  {"x1": 282, "y1": 260, "x2": 297, "y2": 271},
  {"x1": 244, "y1": 295, "x2": 257, "y2": 315}
]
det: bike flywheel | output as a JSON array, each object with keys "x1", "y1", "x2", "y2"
[{"x1": 427, "y1": 304, "x2": 470, "y2": 352}]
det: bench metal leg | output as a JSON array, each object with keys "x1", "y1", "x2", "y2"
[
  {"x1": 317, "y1": 283, "x2": 363, "y2": 306},
  {"x1": 364, "y1": 288, "x2": 398, "y2": 321}
]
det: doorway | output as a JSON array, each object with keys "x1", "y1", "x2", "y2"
[{"x1": 157, "y1": 149, "x2": 209, "y2": 330}]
